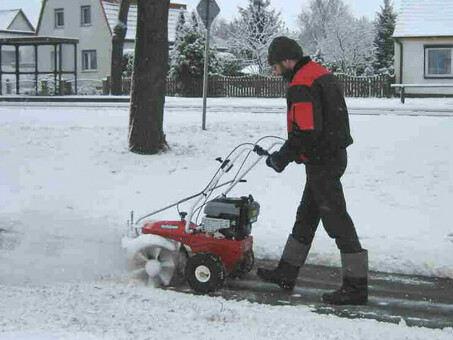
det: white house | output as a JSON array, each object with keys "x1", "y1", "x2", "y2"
[
  {"x1": 393, "y1": 0, "x2": 453, "y2": 96},
  {"x1": 0, "y1": 9, "x2": 36, "y2": 93},
  {"x1": 36, "y1": 0, "x2": 186, "y2": 82}
]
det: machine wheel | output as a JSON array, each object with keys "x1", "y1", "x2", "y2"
[
  {"x1": 185, "y1": 252, "x2": 226, "y2": 294},
  {"x1": 123, "y1": 234, "x2": 179, "y2": 287}
]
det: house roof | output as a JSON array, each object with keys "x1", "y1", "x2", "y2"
[
  {"x1": 393, "y1": 0, "x2": 453, "y2": 38},
  {"x1": 0, "y1": 36, "x2": 79, "y2": 45},
  {"x1": 100, "y1": 1, "x2": 187, "y2": 42},
  {"x1": 0, "y1": 9, "x2": 34, "y2": 31}
]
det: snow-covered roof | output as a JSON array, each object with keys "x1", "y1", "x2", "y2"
[
  {"x1": 393, "y1": 0, "x2": 453, "y2": 38},
  {"x1": 0, "y1": 9, "x2": 20, "y2": 30},
  {"x1": 101, "y1": 1, "x2": 186, "y2": 43}
]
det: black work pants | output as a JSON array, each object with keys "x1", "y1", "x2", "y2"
[{"x1": 291, "y1": 149, "x2": 362, "y2": 253}]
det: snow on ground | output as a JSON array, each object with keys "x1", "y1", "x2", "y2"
[
  {"x1": 0, "y1": 98, "x2": 452, "y2": 339},
  {"x1": 1, "y1": 280, "x2": 452, "y2": 340}
]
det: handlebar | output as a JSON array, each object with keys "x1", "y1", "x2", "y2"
[{"x1": 134, "y1": 138, "x2": 284, "y2": 232}]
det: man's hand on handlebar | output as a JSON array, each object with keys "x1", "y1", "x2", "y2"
[{"x1": 266, "y1": 151, "x2": 288, "y2": 173}]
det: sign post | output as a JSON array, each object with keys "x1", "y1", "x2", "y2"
[{"x1": 196, "y1": 0, "x2": 220, "y2": 130}]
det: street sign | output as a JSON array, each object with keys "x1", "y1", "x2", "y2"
[{"x1": 196, "y1": 0, "x2": 220, "y2": 29}]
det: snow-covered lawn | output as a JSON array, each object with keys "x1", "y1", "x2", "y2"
[{"x1": 0, "y1": 99, "x2": 452, "y2": 339}]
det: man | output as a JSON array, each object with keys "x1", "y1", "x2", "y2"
[{"x1": 257, "y1": 36, "x2": 368, "y2": 305}]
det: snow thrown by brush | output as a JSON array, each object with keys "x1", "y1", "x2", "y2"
[{"x1": 122, "y1": 233, "x2": 177, "y2": 259}]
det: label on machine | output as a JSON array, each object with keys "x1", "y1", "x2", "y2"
[{"x1": 201, "y1": 217, "x2": 230, "y2": 232}]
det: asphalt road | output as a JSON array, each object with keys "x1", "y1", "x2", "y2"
[{"x1": 166, "y1": 259, "x2": 453, "y2": 330}]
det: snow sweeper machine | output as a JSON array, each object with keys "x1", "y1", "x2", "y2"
[{"x1": 123, "y1": 137, "x2": 284, "y2": 294}]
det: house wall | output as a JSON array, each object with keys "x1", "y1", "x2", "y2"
[
  {"x1": 394, "y1": 37, "x2": 453, "y2": 95},
  {"x1": 37, "y1": 0, "x2": 112, "y2": 82}
]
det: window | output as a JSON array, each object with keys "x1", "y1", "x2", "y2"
[
  {"x1": 55, "y1": 8, "x2": 64, "y2": 28},
  {"x1": 82, "y1": 50, "x2": 97, "y2": 71},
  {"x1": 1, "y1": 50, "x2": 16, "y2": 65},
  {"x1": 81, "y1": 6, "x2": 92, "y2": 26},
  {"x1": 425, "y1": 46, "x2": 453, "y2": 78}
]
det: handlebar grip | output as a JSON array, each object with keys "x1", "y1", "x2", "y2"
[{"x1": 253, "y1": 145, "x2": 270, "y2": 156}]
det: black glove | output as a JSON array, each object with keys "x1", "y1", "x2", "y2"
[{"x1": 266, "y1": 151, "x2": 288, "y2": 173}]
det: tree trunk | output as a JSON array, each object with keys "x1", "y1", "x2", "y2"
[
  {"x1": 128, "y1": 0, "x2": 169, "y2": 154},
  {"x1": 110, "y1": 0, "x2": 131, "y2": 95}
]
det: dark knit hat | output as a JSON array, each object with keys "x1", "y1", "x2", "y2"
[{"x1": 267, "y1": 36, "x2": 303, "y2": 65}]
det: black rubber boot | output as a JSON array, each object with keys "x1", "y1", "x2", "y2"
[
  {"x1": 257, "y1": 260, "x2": 300, "y2": 290},
  {"x1": 257, "y1": 235, "x2": 310, "y2": 291},
  {"x1": 322, "y1": 250, "x2": 369, "y2": 305}
]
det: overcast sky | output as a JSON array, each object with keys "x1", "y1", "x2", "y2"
[{"x1": 0, "y1": 0, "x2": 402, "y2": 30}]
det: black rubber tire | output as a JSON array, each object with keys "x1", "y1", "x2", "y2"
[{"x1": 185, "y1": 252, "x2": 226, "y2": 294}]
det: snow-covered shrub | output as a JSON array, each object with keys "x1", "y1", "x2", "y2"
[
  {"x1": 122, "y1": 49, "x2": 134, "y2": 78},
  {"x1": 77, "y1": 80, "x2": 103, "y2": 95},
  {"x1": 216, "y1": 52, "x2": 243, "y2": 76},
  {"x1": 169, "y1": 11, "x2": 222, "y2": 96}
]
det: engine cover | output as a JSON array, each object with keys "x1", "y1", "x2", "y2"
[{"x1": 202, "y1": 196, "x2": 260, "y2": 240}]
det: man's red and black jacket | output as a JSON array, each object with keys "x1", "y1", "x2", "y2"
[{"x1": 279, "y1": 57, "x2": 353, "y2": 164}]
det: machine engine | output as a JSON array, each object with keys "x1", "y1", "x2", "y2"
[{"x1": 202, "y1": 195, "x2": 260, "y2": 240}]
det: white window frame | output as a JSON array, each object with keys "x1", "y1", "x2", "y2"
[
  {"x1": 82, "y1": 50, "x2": 97, "y2": 71},
  {"x1": 81, "y1": 5, "x2": 92, "y2": 26},
  {"x1": 54, "y1": 8, "x2": 64, "y2": 28},
  {"x1": 424, "y1": 46, "x2": 453, "y2": 79}
]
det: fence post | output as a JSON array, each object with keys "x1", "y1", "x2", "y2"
[
  {"x1": 102, "y1": 76, "x2": 110, "y2": 95},
  {"x1": 5, "y1": 79, "x2": 11, "y2": 95}
]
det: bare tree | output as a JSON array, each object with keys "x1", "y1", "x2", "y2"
[
  {"x1": 128, "y1": 0, "x2": 169, "y2": 154},
  {"x1": 211, "y1": 17, "x2": 234, "y2": 41},
  {"x1": 320, "y1": 15, "x2": 375, "y2": 74},
  {"x1": 297, "y1": 0, "x2": 349, "y2": 55},
  {"x1": 229, "y1": 0, "x2": 284, "y2": 74},
  {"x1": 110, "y1": 0, "x2": 131, "y2": 95}
]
